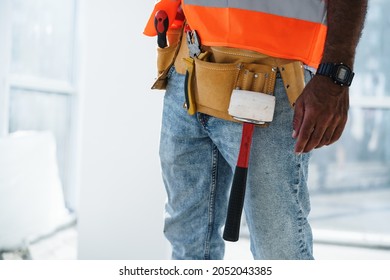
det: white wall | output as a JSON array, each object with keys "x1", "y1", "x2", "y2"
[{"x1": 77, "y1": 0, "x2": 169, "y2": 259}]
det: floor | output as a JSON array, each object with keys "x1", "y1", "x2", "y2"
[
  {"x1": 2, "y1": 188, "x2": 390, "y2": 260},
  {"x1": 1, "y1": 226, "x2": 77, "y2": 260},
  {"x1": 2, "y1": 225, "x2": 390, "y2": 260},
  {"x1": 225, "y1": 238, "x2": 390, "y2": 260}
]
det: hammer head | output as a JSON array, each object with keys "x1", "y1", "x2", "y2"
[{"x1": 228, "y1": 90, "x2": 276, "y2": 124}]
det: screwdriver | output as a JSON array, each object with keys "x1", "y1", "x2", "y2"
[{"x1": 154, "y1": 10, "x2": 169, "y2": 48}]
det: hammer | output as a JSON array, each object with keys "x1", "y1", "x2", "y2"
[{"x1": 223, "y1": 89, "x2": 276, "y2": 242}]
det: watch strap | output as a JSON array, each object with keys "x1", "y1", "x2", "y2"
[{"x1": 316, "y1": 63, "x2": 336, "y2": 77}]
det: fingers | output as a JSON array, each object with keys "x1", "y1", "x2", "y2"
[
  {"x1": 295, "y1": 115, "x2": 347, "y2": 153},
  {"x1": 292, "y1": 99, "x2": 304, "y2": 139},
  {"x1": 316, "y1": 112, "x2": 348, "y2": 148},
  {"x1": 316, "y1": 126, "x2": 335, "y2": 148},
  {"x1": 327, "y1": 120, "x2": 347, "y2": 145},
  {"x1": 294, "y1": 116, "x2": 317, "y2": 153}
]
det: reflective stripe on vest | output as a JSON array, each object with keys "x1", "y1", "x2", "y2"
[
  {"x1": 182, "y1": 0, "x2": 327, "y2": 68},
  {"x1": 184, "y1": 0, "x2": 327, "y2": 24}
]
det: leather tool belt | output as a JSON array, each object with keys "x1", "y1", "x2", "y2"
[{"x1": 151, "y1": 29, "x2": 306, "y2": 123}]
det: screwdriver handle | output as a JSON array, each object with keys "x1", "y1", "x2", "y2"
[{"x1": 154, "y1": 10, "x2": 169, "y2": 48}]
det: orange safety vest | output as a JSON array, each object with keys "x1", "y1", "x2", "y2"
[{"x1": 144, "y1": 0, "x2": 327, "y2": 68}]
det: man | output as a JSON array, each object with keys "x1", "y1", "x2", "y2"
[{"x1": 144, "y1": 0, "x2": 368, "y2": 259}]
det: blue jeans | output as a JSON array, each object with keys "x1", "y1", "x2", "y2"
[{"x1": 159, "y1": 67, "x2": 314, "y2": 260}]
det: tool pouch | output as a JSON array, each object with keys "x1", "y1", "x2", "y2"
[
  {"x1": 278, "y1": 61, "x2": 306, "y2": 107},
  {"x1": 192, "y1": 56, "x2": 277, "y2": 122},
  {"x1": 151, "y1": 28, "x2": 183, "y2": 90}
]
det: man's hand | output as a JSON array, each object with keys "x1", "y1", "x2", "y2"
[
  {"x1": 292, "y1": 75, "x2": 349, "y2": 154},
  {"x1": 291, "y1": 0, "x2": 367, "y2": 154}
]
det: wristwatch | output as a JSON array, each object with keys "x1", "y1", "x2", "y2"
[{"x1": 316, "y1": 63, "x2": 355, "y2": 87}]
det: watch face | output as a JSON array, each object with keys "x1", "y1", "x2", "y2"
[{"x1": 336, "y1": 66, "x2": 349, "y2": 81}]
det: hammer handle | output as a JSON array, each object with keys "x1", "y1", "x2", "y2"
[
  {"x1": 223, "y1": 123, "x2": 254, "y2": 242},
  {"x1": 223, "y1": 166, "x2": 248, "y2": 241}
]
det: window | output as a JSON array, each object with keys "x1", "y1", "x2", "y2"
[
  {"x1": 309, "y1": 0, "x2": 390, "y2": 247},
  {"x1": 0, "y1": 0, "x2": 78, "y2": 211}
]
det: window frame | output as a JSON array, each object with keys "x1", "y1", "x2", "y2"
[{"x1": 0, "y1": 0, "x2": 80, "y2": 211}]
